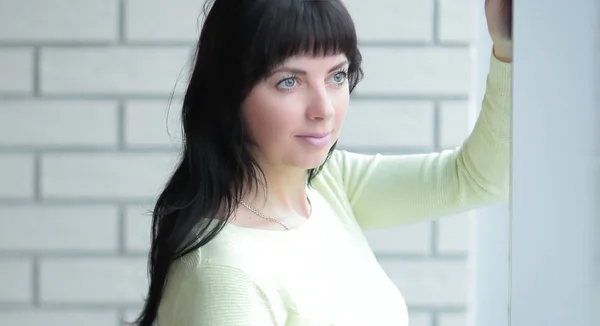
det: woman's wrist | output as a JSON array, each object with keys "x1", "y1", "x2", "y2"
[{"x1": 493, "y1": 43, "x2": 513, "y2": 63}]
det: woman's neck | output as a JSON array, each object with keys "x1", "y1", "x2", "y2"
[{"x1": 244, "y1": 166, "x2": 311, "y2": 218}]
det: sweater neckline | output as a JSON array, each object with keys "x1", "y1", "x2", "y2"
[{"x1": 222, "y1": 186, "x2": 320, "y2": 236}]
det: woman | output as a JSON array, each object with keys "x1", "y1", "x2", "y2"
[{"x1": 134, "y1": 0, "x2": 513, "y2": 325}]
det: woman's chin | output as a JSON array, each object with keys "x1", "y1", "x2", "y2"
[{"x1": 298, "y1": 150, "x2": 332, "y2": 170}]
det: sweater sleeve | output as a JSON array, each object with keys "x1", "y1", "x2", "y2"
[
  {"x1": 157, "y1": 261, "x2": 278, "y2": 326},
  {"x1": 331, "y1": 51, "x2": 512, "y2": 228}
]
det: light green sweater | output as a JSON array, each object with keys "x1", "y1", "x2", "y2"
[{"x1": 157, "y1": 52, "x2": 512, "y2": 326}]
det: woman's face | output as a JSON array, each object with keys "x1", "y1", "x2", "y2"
[{"x1": 242, "y1": 53, "x2": 350, "y2": 171}]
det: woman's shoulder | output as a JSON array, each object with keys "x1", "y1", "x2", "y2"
[
  {"x1": 158, "y1": 247, "x2": 280, "y2": 324},
  {"x1": 314, "y1": 148, "x2": 375, "y2": 195},
  {"x1": 320, "y1": 149, "x2": 378, "y2": 179},
  {"x1": 167, "y1": 237, "x2": 272, "y2": 280},
  {"x1": 165, "y1": 246, "x2": 259, "y2": 290},
  {"x1": 166, "y1": 248, "x2": 203, "y2": 282}
]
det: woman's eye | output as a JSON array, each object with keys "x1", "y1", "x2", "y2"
[
  {"x1": 331, "y1": 72, "x2": 347, "y2": 84},
  {"x1": 277, "y1": 78, "x2": 296, "y2": 89}
]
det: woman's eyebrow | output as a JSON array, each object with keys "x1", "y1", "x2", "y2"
[{"x1": 267, "y1": 60, "x2": 349, "y2": 77}]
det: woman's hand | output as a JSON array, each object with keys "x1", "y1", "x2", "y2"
[{"x1": 485, "y1": 0, "x2": 513, "y2": 62}]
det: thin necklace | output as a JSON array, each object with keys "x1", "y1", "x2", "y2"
[{"x1": 239, "y1": 196, "x2": 312, "y2": 231}]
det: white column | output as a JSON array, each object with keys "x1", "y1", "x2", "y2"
[
  {"x1": 466, "y1": 1, "x2": 510, "y2": 326},
  {"x1": 509, "y1": 1, "x2": 599, "y2": 325}
]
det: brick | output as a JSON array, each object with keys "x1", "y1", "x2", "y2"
[
  {"x1": 0, "y1": 259, "x2": 32, "y2": 303},
  {"x1": 379, "y1": 259, "x2": 467, "y2": 306},
  {"x1": 365, "y1": 221, "x2": 432, "y2": 254},
  {"x1": 41, "y1": 153, "x2": 178, "y2": 200},
  {"x1": 0, "y1": 100, "x2": 118, "y2": 148},
  {"x1": 125, "y1": 100, "x2": 183, "y2": 148},
  {"x1": 0, "y1": 154, "x2": 35, "y2": 199},
  {"x1": 438, "y1": 0, "x2": 476, "y2": 42},
  {"x1": 356, "y1": 47, "x2": 470, "y2": 95},
  {"x1": 0, "y1": 0, "x2": 118, "y2": 42},
  {"x1": 0, "y1": 206, "x2": 119, "y2": 252},
  {"x1": 126, "y1": 0, "x2": 434, "y2": 42},
  {"x1": 408, "y1": 312, "x2": 433, "y2": 326},
  {"x1": 344, "y1": 0, "x2": 434, "y2": 42},
  {"x1": 440, "y1": 101, "x2": 470, "y2": 149},
  {"x1": 40, "y1": 258, "x2": 147, "y2": 304},
  {"x1": 0, "y1": 310, "x2": 119, "y2": 326},
  {"x1": 40, "y1": 47, "x2": 192, "y2": 95},
  {"x1": 439, "y1": 313, "x2": 467, "y2": 326},
  {"x1": 437, "y1": 212, "x2": 472, "y2": 254},
  {"x1": 125, "y1": 0, "x2": 206, "y2": 41},
  {"x1": 339, "y1": 100, "x2": 435, "y2": 149},
  {"x1": 0, "y1": 48, "x2": 33, "y2": 94},
  {"x1": 125, "y1": 205, "x2": 154, "y2": 253}
]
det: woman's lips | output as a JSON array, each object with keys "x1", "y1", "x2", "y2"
[{"x1": 296, "y1": 132, "x2": 331, "y2": 147}]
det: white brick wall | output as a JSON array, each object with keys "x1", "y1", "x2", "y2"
[
  {"x1": 0, "y1": 100, "x2": 119, "y2": 147},
  {"x1": 0, "y1": 155, "x2": 35, "y2": 199},
  {"x1": 0, "y1": 0, "x2": 119, "y2": 42},
  {"x1": 0, "y1": 49, "x2": 33, "y2": 94},
  {"x1": 0, "y1": 0, "x2": 477, "y2": 325},
  {"x1": 0, "y1": 259, "x2": 33, "y2": 303},
  {"x1": 0, "y1": 310, "x2": 119, "y2": 326},
  {"x1": 41, "y1": 48, "x2": 192, "y2": 96},
  {"x1": 0, "y1": 206, "x2": 119, "y2": 252},
  {"x1": 40, "y1": 258, "x2": 147, "y2": 304}
]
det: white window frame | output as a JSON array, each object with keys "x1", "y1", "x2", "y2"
[{"x1": 467, "y1": 1, "x2": 599, "y2": 325}]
